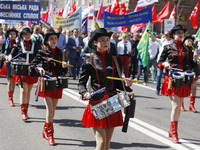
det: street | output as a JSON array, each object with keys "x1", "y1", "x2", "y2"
[{"x1": 0, "y1": 76, "x2": 200, "y2": 150}]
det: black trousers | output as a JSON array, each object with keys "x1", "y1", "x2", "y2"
[{"x1": 129, "y1": 56, "x2": 138, "y2": 78}]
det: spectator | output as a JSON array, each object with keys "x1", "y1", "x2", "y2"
[
  {"x1": 117, "y1": 32, "x2": 131, "y2": 77},
  {"x1": 111, "y1": 32, "x2": 121, "y2": 48},
  {"x1": 81, "y1": 31, "x2": 88, "y2": 39},
  {"x1": 3, "y1": 23, "x2": 9, "y2": 37},
  {"x1": 56, "y1": 25, "x2": 66, "y2": 50},
  {"x1": 129, "y1": 32, "x2": 139, "y2": 78},
  {"x1": 31, "y1": 25, "x2": 44, "y2": 46},
  {"x1": 0, "y1": 27, "x2": 6, "y2": 49},
  {"x1": 83, "y1": 31, "x2": 93, "y2": 45},
  {"x1": 67, "y1": 29, "x2": 84, "y2": 79}
]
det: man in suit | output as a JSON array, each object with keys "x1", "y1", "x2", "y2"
[{"x1": 67, "y1": 29, "x2": 84, "y2": 79}]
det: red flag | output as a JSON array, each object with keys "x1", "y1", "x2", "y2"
[
  {"x1": 169, "y1": 5, "x2": 176, "y2": 19},
  {"x1": 110, "y1": 0, "x2": 120, "y2": 14},
  {"x1": 97, "y1": 1, "x2": 103, "y2": 20},
  {"x1": 157, "y1": 1, "x2": 170, "y2": 23},
  {"x1": 41, "y1": 9, "x2": 49, "y2": 22},
  {"x1": 152, "y1": 5, "x2": 157, "y2": 24},
  {"x1": 134, "y1": 4, "x2": 144, "y2": 12},
  {"x1": 118, "y1": 3, "x2": 128, "y2": 31},
  {"x1": 70, "y1": 0, "x2": 76, "y2": 15},
  {"x1": 189, "y1": 2, "x2": 199, "y2": 29}
]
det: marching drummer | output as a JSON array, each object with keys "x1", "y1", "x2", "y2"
[
  {"x1": 0, "y1": 27, "x2": 18, "y2": 106},
  {"x1": 78, "y1": 28, "x2": 133, "y2": 150},
  {"x1": 181, "y1": 35, "x2": 198, "y2": 112},
  {"x1": 7, "y1": 27, "x2": 40, "y2": 120},
  {"x1": 157, "y1": 25, "x2": 196, "y2": 143},
  {"x1": 30, "y1": 29, "x2": 68, "y2": 146}
]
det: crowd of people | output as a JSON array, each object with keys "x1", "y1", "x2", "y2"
[{"x1": 0, "y1": 21, "x2": 199, "y2": 149}]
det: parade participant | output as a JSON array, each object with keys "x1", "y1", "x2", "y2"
[
  {"x1": 8, "y1": 27, "x2": 39, "y2": 120},
  {"x1": 181, "y1": 35, "x2": 198, "y2": 112},
  {"x1": 30, "y1": 29, "x2": 68, "y2": 146},
  {"x1": 0, "y1": 28, "x2": 18, "y2": 106},
  {"x1": 157, "y1": 25, "x2": 196, "y2": 143},
  {"x1": 78, "y1": 28, "x2": 133, "y2": 150}
]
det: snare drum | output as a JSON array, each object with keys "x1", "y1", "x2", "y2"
[
  {"x1": 57, "y1": 76, "x2": 68, "y2": 88},
  {"x1": 44, "y1": 77, "x2": 57, "y2": 91},
  {"x1": 172, "y1": 72, "x2": 184, "y2": 87},
  {"x1": 184, "y1": 70, "x2": 195, "y2": 84},
  {"x1": 91, "y1": 92, "x2": 130, "y2": 120},
  {"x1": 11, "y1": 62, "x2": 29, "y2": 76},
  {"x1": 5, "y1": 61, "x2": 12, "y2": 78}
]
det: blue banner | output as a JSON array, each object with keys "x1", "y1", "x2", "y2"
[
  {"x1": 0, "y1": 1, "x2": 40, "y2": 21},
  {"x1": 104, "y1": 7, "x2": 152, "y2": 28}
]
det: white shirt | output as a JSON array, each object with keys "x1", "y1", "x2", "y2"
[
  {"x1": 83, "y1": 36, "x2": 90, "y2": 45},
  {"x1": 74, "y1": 36, "x2": 79, "y2": 47},
  {"x1": 157, "y1": 39, "x2": 173, "y2": 62},
  {"x1": 148, "y1": 40, "x2": 160, "y2": 60},
  {"x1": 117, "y1": 40, "x2": 132, "y2": 55}
]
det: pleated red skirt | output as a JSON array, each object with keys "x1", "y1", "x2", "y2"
[
  {"x1": 82, "y1": 94, "x2": 123, "y2": 129},
  {"x1": 161, "y1": 75, "x2": 190, "y2": 97},
  {"x1": 12, "y1": 75, "x2": 38, "y2": 85},
  {"x1": 36, "y1": 85, "x2": 63, "y2": 99}
]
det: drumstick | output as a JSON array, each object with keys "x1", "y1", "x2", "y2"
[
  {"x1": 189, "y1": 43, "x2": 197, "y2": 52},
  {"x1": 35, "y1": 70, "x2": 43, "y2": 102},
  {"x1": 106, "y1": 76, "x2": 143, "y2": 83},
  {"x1": 6, "y1": 53, "x2": 21, "y2": 63},
  {"x1": 170, "y1": 68, "x2": 183, "y2": 71},
  {"x1": 35, "y1": 69, "x2": 52, "y2": 79},
  {"x1": 83, "y1": 87, "x2": 105, "y2": 100},
  {"x1": 51, "y1": 58, "x2": 73, "y2": 67}
]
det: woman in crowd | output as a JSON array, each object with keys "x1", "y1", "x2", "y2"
[
  {"x1": 0, "y1": 27, "x2": 6, "y2": 49},
  {"x1": 78, "y1": 28, "x2": 132, "y2": 150},
  {"x1": 181, "y1": 35, "x2": 198, "y2": 112},
  {"x1": 157, "y1": 25, "x2": 197, "y2": 143},
  {"x1": 0, "y1": 28, "x2": 18, "y2": 106},
  {"x1": 30, "y1": 29, "x2": 68, "y2": 146},
  {"x1": 8, "y1": 27, "x2": 39, "y2": 120}
]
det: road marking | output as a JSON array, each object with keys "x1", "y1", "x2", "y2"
[{"x1": 63, "y1": 89, "x2": 200, "y2": 150}]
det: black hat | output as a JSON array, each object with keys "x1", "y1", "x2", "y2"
[
  {"x1": 44, "y1": 29, "x2": 59, "y2": 43},
  {"x1": 169, "y1": 25, "x2": 186, "y2": 38},
  {"x1": 88, "y1": 28, "x2": 113, "y2": 48},
  {"x1": 20, "y1": 27, "x2": 31, "y2": 37},
  {"x1": 182, "y1": 35, "x2": 195, "y2": 44},
  {"x1": 7, "y1": 28, "x2": 18, "y2": 36}
]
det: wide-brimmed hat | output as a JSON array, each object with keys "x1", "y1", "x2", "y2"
[
  {"x1": 169, "y1": 25, "x2": 186, "y2": 38},
  {"x1": 182, "y1": 35, "x2": 195, "y2": 44},
  {"x1": 7, "y1": 28, "x2": 18, "y2": 36},
  {"x1": 20, "y1": 27, "x2": 31, "y2": 37},
  {"x1": 44, "y1": 29, "x2": 59, "y2": 42},
  {"x1": 88, "y1": 28, "x2": 113, "y2": 48}
]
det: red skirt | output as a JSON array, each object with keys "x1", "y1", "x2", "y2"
[
  {"x1": 82, "y1": 95, "x2": 123, "y2": 129},
  {"x1": 161, "y1": 75, "x2": 190, "y2": 97},
  {"x1": 36, "y1": 85, "x2": 63, "y2": 99},
  {"x1": 12, "y1": 75, "x2": 38, "y2": 85},
  {"x1": 0, "y1": 64, "x2": 6, "y2": 76}
]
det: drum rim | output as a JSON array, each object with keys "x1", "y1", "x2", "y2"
[
  {"x1": 184, "y1": 70, "x2": 195, "y2": 76},
  {"x1": 172, "y1": 72, "x2": 184, "y2": 79},
  {"x1": 58, "y1": 76, "x2": 68, "y2": 79},
  {"x1": 11, "y1": 62, "x2": 30, "y2": 65},
  {"x1": 44, "y1": 77, "x2": 57, "y2": 81}
]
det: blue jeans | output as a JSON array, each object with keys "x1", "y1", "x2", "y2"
[
  {"x1": 137, "y1": 65, "x2": 148, "y2": 83},
  {"x1": 156, "y1": 68, "x2": 166, "y2": 92},
  {"x1": 148, "y1": 58, "x2": 157, "y2": 82}
]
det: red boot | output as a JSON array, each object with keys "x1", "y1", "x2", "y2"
[
  {"x1": 181, "y1": 102, "x2": 185, "y2": 111},
  {"x1": 189, "y1": 96, "x2": 197, "y2": 113},
  {"x1": 46, "y1": 122, "x2": 55, "y2": 146},
  {"x1": 42, "y1": 121, "x2": 48, "y2": 140},
  {"x1": 168, "y1": 124, "x2": 172, "y2": 138},
  {"x1": 8, "y1": 91, "x2": 14, "y2": 107},
  {"x1": 21, "y1": 104, "x2": 29, "y2": 120},
  {"x1": 171, "y1": 121, "x2": 179, "y2": 143}
]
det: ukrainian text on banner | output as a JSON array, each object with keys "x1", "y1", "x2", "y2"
[
  {"x1": 53, "y1": 7, "x2": 82, "y2": 30},
  {"x1": 104, "y1": 6, "x2": 152, "y2": 28},
  {"x1": 0, "y1": 1, "x2": 40, "y2": 21}
]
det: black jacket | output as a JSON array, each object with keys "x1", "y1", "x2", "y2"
[
  {"x1": 30, "y1": 46, "x2": 67, "y2": 77},
  {"x1": 78, "y1": 50, "x2": 131, "y2": 101},
  {"x1": 0, "y1": 40, "x2": 17, "y2": 55},
  {"x1": 157, "y1": 41, "x2": 194, "y2": 72}
]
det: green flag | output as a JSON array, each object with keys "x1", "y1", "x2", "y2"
[
  {"x1": 195, "y1": 27, "x2": 200, "y2": 42},
  {"x1": 137, "y1": 22, "x2": 150, "y2": 68}
]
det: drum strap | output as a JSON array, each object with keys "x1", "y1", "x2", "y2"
[
  {"x1": 21, "y1": 41, "x2": 35, "y2": 63},
  {"x1": 112, "y1": 56, "x2": 126, "y2": 92}
]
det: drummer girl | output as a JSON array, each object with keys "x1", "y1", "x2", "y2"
[
  {"x1": 78, "y1": 28, "x2": 133, "y2": 150},
  {"x1": 30, "y1": 29, "x2": 68, "y2": 146},
  {"x1": 0, "y1": 28, "x2": 18, "y2": 106},
  {"x1": 8, "y1": 27, "x2": 39, "y2": 120},
  {"x1": 158, "y1": 25, "x2": 196, "y2": 143},
  {"x1": 181, "y1": 35, "x2": 198, "y2": 112}
]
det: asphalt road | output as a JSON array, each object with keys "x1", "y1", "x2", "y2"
[{"x1": 0, "y1": 76, "x2": 200, "y2": 150}]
